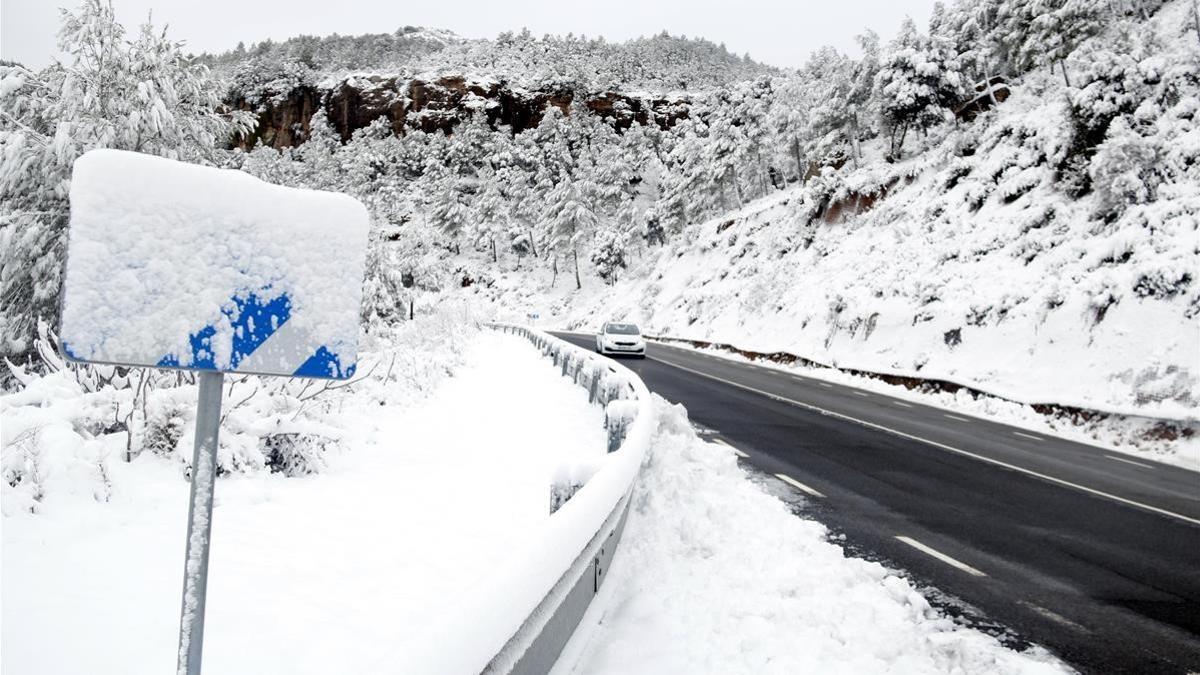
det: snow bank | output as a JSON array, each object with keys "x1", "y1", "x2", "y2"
[
  {"x1": 60, "y1": 149, "x2": 369, "y2": 378},
  {"x1": 554, "y1": 398, "x2": 1069, "y2": 675},
  {"x1": 2, "y1": 329, "x2": 605, "y2": 674},
  {"x1": 387, "y1": 327, "x2": 652, "y2": 674}
]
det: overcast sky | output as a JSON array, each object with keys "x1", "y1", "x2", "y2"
[{"x1": 2, "y1": 0, "x2": 940, "y2": 70}]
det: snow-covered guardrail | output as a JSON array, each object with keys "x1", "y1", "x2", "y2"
[{"x1": 393, "y1": 325, "x2": 652, "y2": 675}]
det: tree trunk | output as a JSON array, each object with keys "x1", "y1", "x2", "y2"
[
  {"x1": 1060, "y1": 59, "x2": 1072, "y2": 88},
  {"x1": 897, "y1": 122, "x2": 909, "y2": 158},
  {"x1": 849, "y1": 115, "x2": 861, "y2": 169},
  {"x1": 551, "y1": 255, "x2": 558, "y2": 286},
  {"x1": 573, "y1": 249, "x2": 582, "y2": 290},
  {"x1": 528, "y1": 229, "x2": 538, "y2": 257},
  {"x1": 491, "y1": 236, "x2": 497, "y2": 263},
  {"x1": 791, "y1": 138, "x2": 803, "y2": 180}
]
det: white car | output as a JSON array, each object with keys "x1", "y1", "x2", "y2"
[{"x1": 595, "y1": 322, "x2": 646, "y2": 358}]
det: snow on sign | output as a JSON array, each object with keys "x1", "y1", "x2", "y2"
[{"x1": 59, "y1": 149, "x2": 369, "y2": 379}]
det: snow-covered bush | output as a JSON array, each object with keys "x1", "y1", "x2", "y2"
[{"x1": 260, "y1": 433, "x2": 330, "y2": 477}]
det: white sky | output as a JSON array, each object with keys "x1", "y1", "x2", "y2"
[{"x1": 1, "y1": 0, "x2": 940, "y2": 70}]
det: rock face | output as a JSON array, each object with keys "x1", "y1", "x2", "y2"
[
  {"x1": 236, "y1": 75, "x2": 690, "y2": 149},
  {"x1": 233, "y1": 86, "x2": 323, "y2": 149}
]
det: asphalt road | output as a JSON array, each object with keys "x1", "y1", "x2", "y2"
[{"x1": 554, "y1": 332, "x2": 1200, "y2": 674}]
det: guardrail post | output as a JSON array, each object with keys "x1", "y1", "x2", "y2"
[
  {"x1": 606, "y1": 413, "x2": 626, "y2": 453},
  {"x1": 588, "y1": 366, "x2": 600, "y2": 404}
]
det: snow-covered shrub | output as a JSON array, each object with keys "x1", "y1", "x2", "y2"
[
  {"x1": 1088, "y1": 118, "x2": 1164, "y2": 213},
  {"x1": 260, "y1": 433, "x2": 330, "y2": 477},
  {"x1": 590, "y1": 229, "x2": 628, "y2": 284},
  {"x1": 143, "y1": 401, "x2": 189, "y2": 458}
]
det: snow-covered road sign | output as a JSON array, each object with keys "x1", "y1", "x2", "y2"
[{"x1": 59, "y1": 149, "x2": 369, "y2": 379}]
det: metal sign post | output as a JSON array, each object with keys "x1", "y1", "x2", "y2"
[{"x1": 177, "y1": 371, "x2": 224, "y2": 675}]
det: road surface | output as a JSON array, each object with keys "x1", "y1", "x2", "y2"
[{"x1": 554, "y1": 332, "x2": 1200, "y2": 674}]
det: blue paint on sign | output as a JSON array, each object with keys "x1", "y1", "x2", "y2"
[
  {"x1": 293, "y1": 345, "x2": 355, "y2": 379},
  {"x1": 158, "y1": 292, "x2": 292, "y2": 370}
]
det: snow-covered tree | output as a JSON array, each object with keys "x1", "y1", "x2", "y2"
[
  {"x1": 545, "y1": 179, "x2": 598, "y2": 290},
  {"x1": 873, "y1": 17, "x2": 964, "y2": 158},
  {"x1": 423, "y1": 160, "x2": 472, "y2": 253},
  {"x1": 1022, "y1": 0, "x2": 1105, "y2": 86},
  {"x1": 474, "y1": 170, "x2": 507, "y2": 262}
]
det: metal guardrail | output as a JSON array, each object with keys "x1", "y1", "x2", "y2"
[{"x1": 481, "y1": 324, "x2": 651, "y2": 675}]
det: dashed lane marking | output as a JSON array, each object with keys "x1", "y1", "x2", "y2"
[
  {"x1": 1013, "y1": 431, "x2": 1044, "y2": 441},
  {"x1": 1017, "y1": 601, "x2": 1091, "y2": 633},
  {"x1": 895, "y1": 536, "x2": 987, "y2": 577},
  {"x1": 944, "y1": 413, "x2": 968, "y2": 422},
  {"x1": 775, "y1": 473, "x2": 826, "y2": 498},
  {"x1": 1106, "y1": 455, "x2": 1155, "y2": 469},
  {"x1": 893, "y1": 401, "x2": 913, "y2": 408}
]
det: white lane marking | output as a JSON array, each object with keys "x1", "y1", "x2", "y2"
[
  {"x1": 895, "y1": 536, "x2": 987, "y2": 577},
  {"x1": 893, "y1": 401, "x2": 913, "y2": 408},
  {"x1": 649, "y1": 354, "x2": 1200, "y2": 527},
  {"x1": 1013, "y1": 431, "x2": 1044, "y2": 441},
  {"x1": 818, "y1": 382, "x2": 834, "y2": 388},
  {"x1": 712, "y1": 438, "x2": 748, "y2": 458},
  {"x1": 1106, "y1": 455, "x2": 1155, "y2": 470},
  {"x1": 944, "y1": 413, "x2": 969, "y2": 422},
  {"x1": 775, "y1": 473, "x2": 826, "y2": 498},
  {"x1": 853, "y1": 391, "x2": 869, "y2": 397},
  {"x1": 1017, "y1": 601, "x2": 1091, "y2": 633}
]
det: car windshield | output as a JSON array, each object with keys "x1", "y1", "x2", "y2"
[{"x1": 605, "y1": 323, "x2": 640, "y2": 335}]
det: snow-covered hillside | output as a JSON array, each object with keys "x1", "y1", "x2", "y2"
[{"x1": 475, "y1": 0, "x2": 1200, "y2": 427}]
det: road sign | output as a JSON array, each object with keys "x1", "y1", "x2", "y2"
[
  {"x1": 59, "y1": 149, "x2": 368, "y2": 379},
  {"x1": 58, "y1": 149, "x2": 369, "y2": 675}
]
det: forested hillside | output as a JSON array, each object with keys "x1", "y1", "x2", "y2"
[{"x1": 2, "y1": 0, "x2": 1197, "y2": 426}]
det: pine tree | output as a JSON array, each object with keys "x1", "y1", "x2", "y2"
[
  {"x1": 873, "y1": 17, "x2": 963, "y2": 159},
  {"x1": 423, "y1": 160, "x2": 471, "y2": 254},
  {"x1": 1022, "y1": 0, "x2": 1104, "y2": 86},
  {"x1": 474, "y1": 170, "x2": 507, "y2": 263},
  {"x1": 544, "y1": 179, "x2": 597, "y2": 290}
]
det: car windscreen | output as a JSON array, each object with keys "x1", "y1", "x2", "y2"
[{"x1": 605, "y1": 323, "x2": 640, "y2": 335}]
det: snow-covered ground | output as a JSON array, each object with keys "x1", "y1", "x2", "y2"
[
  {"x1": 553, "y1": 398, "x2": 1068, "y2": 675},
  {"x1": 2, "y1": 330, "x2": 604, "y2": 674},
  {"x1": 5, "y1": 327, "x2": 1075, "y2": 675}
]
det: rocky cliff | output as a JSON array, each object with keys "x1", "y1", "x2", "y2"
[{"x1": 232, "y1": 75, "x2": 690, "y2": 149}]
